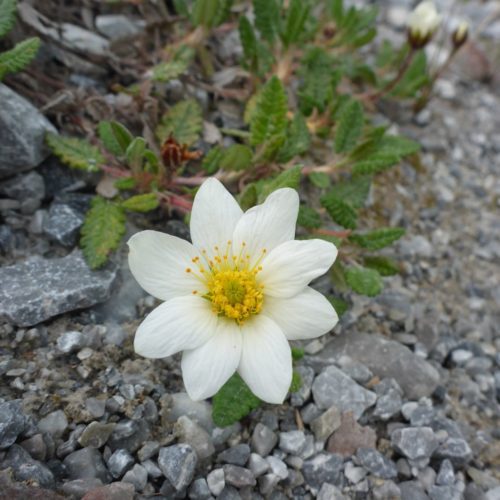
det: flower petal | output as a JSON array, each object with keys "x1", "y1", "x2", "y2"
[
  {"x1": 128, "y1": 230, "x2": 201, "y2": 300},
  {"x1": 232, "y1": 188, "x2": 299, "y2": 266},
  {"x1": 190, "y1": 178, "x2": 243, "y2": 256},
  {"x1": 259, "y1": 239, "x2": 337, "y2": 298},
  {"x1": 134, "y1": 295, "x2": 217, "y2": 359},
  {"x1": 238, "y1": 315, "x2": 292, "y2": 404},
  {"x1": 263, "y1": 287, "x2": 339, "y2": 340},
  {"x1": 181, "y1": 318, "x2": 242, "y2": 401}
]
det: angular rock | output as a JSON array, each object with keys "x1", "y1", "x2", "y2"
[
  {"x1": 0, "y1": 84, "x2": 56, "y2": 178},
  {"x1": 428, "y1": 484, "x2": 462, "y2": 500},
  {"x1": 158, "y1": 444, "x2": 198, "y2": 491},
  {"x1": 223, "y1": 465, "x2": 256, "y2": 488},
  {"x1": 302, "y1": 453, "x2": 344, "y2": 490},
  {"x1": 95, "y1": 15, "x2": 141, "y2": 40},
  {"x1": 20, "y1": 433, "x2": 47, "y2": 461},
  {"x1": 310, "y1": 406, "x2": 342, "y2": 442},
  {"x1": 61, "y1": 478, "x2": 103, "y2": 498},
  {"x1": 279, "y1": 430, "x2": 307, "y2": 455},
  {"x1": 122, "y1": 463, "x2": 148, "y2": 491},
  {"x1": 63, "y1": 447, "x2": 111, "y2": 483},
  {"x1": 290, "y1": 365, "x2": 315, "y2": 407},
  {"x1": 399, "y1": 480, "x2": 431, "y2": 500},
  {"x1": 81, "y1": 482, "x2": 135, "y2": 500},
  {"x1": 38, "y1": 410, "x2": 68, "y2": 437},
  {"x1": 251, "y1": 423, "x2": 277, "y2": 457},
  {"x1": 312, "y1": 365, "x2": 377, "y2": 418},
  {"x1": 314, "y1": 332, "x2": 440, "y2": 399},
  {"x1": 0, "y1": 171, "x2": 45, "y2": 201},
  {"x1": 355, "y1": 448, "x2": 397, "y2": 479},
  {"x1": 0, "y1": 399, "x2": 28, "y2": 449},
  {"x1": 217, "y1": 443, "x2": 250, "y2": 466},
  {"x1": 0, "y1": 251, "x2": 118, "y2": 327},
  {"x1": 207, "y1": 468, "x2": 225, "y2": 496},
  {"x1": 248, "y1": 453, "x2": 269, "y2": 477},
  {"x1": 107, "y1": 449, "x2": 134, "y2": 478},
  {"x1": 434, "y1": 438, "x2": 472, "y2": 468},
  {"x1": 436, "y1": 459, "x2": 455, "y2": 486},
  {"x1": 391, "y1": 427, "x2": 440, "y2": 465},
  {"x1": 317, "y1": 483, "x2": 348, "y2": 500},
  {"x1": 78, "y1": 422, "x2": 115, "y2": 449},
  {"x1": 327, "y1": 412, "x2": 377, "y2": 457},
  {"x1": 188, "y1": 477, "x2": 212, "y2": 500},
  {"x1": 137, "y1": 441, "x2": 160, "y2": 462},
  {"x1": 105, "y1": 419, "x2": 150, "y2": 454},
  {"x1": 164, "y1": 392, "x2": 214, "y2": 432},
  {"x1": 266, "y1": 456, "x2": 288, "y2": 480},
  {"x1": 175, "y1": 415, "x2": 215, "y2": 459}
]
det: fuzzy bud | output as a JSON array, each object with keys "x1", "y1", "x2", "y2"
[
  {"x1": 407, "y1": 1, "x2": 441, "y2": 49},
  {"x1": 452, "y1": 21, "x2": 469, "y2": 49}
]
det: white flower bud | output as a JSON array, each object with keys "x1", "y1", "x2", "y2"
[
  {"x1": 452, "y1": 21, "x2": 469, "y2": 48},
  {"x1": 407, "y1": 1, "x2": 441, "y2": 48}
]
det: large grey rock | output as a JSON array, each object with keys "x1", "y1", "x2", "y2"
[
  {"x1": 175, "y1": 415, "x2": 215, "y2": 459},
  {"x1": 314, "y1": 332, "x2": 440, "y2": 399},
  {"x1": 0, "y1": 399, "x2": 28, "y2": 449},
  {"x1": 251, "y1": 423, "x2": 277, "y2": 456},
  {"x1": 38, "y1": 410, "x2": 68, "y2": 437},
  {"x1": 312, "y1": 365, "x2": 377, "y2": 418},
  {"x1": 107, "y1": 449, "x2": 134, "y2": 478},
  {"x1": 63, "y1": 447, "x2": 111, "y2": 483},
  {"x1": 158, "y1": 444, "x2": 198, "y2": 491},
  {"x1": 391, "y1": 427, "x2": 439, "y2": 467},
  {"x1": 0, "y1": 171, "x2": 45, "y2": 202},
  {"x1": 355, "y1": 448, "x2": 397, "y2": 479},
  {"x1": 433, "y1": 438, "x2": 472, "y2": 468},
  {"x1": 0, "y1": 84, "x2": 56, "y2": 179},
  {"x1": 107, "y1": 419, "x2": 150, "y2": 453},
  {"x1": 0, "y1": 250, "x2": 118, "y2": 327},
  {"x1": 302, "y1": 453, "x2": 344, "y2": 490}
]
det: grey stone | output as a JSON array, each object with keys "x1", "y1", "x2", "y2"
[
  {"x1": 122, "y1": 463, "x2": 148, "y2": 491},
  {"x1": 137, "y1": 441, "x2": 160, "y2": 462},
  {"x1": 2, "y1": 444, "x2": 55, "y2": 488},
  {"x1": 373, "y1": 379, "x2": 403, "y2": 421},
  {"x1": 302, "y1": 453, "x2": 344, "y2": 490},
  {"x1": 290, "y1": 365, "x2": 315, "y2": 406},
  {"x1": 391, "y1": 427, "x2": 439, "y2": 465},
  {"x1": 251, "y1": 423, "x2": 277, "y2": 456},
  {"x1": 223, "y1": 464, "x2": 256, "y2": 488},
  {"x1": 373, "y1": 481, "x2": 401, "y2": 500},
  {"x1": 20, "y1": 433, "x2": 47, "y2": 461},
  {"x1": 355, "y1": 447, "x2": 397, "y2": 479},
  {"x1": 217, "y1": 443, "x2": 250, "y2": 466},
  {"x1": 0, "y1": 171, "x2": 45, "y2": 202},
  {"x1": 165, "y1": 392, "x2": 214, "y2": 432},
  {"x1": 436, "y1": 459, "x2": 455, "y2": 485},
  {"x1": 95, "y1": 14, "x2": 141, "y2": 40},
  {"x1": 0, "y1": 84, "x2": 56, "y2": 178},
  {"x1": 158, "y1": 444, "x2": 198, "y2": 491},
  {"x1": 217, "y1": 485, "x2": 241, "y2": 500},
  {"x1": 312, "y1": 365, "x2": 377, "y2": 418},
  {"x1": 61, "y1": 478, "x2": 103, "y2": 498},
  {"x1": 266, "y1": 456, "x2": 288, "y2": 480},
  {"x1": 248, "y1": 453, "x2": 269, "y2": 477},
  {"x1": 486, "y1": 486, "x2": 500, "y2": 500},
  {"x1": 279, "y1": 430, "x2": 307, "y2": 455},
  {"x1": 38, "y1": 410, "x2": 68, "y2": 437},
  {"x1": 0, "y1": 399, "x2": 28, "y2": 449},
  {"x1": 434, "y1": 438, "x2": 472, "y2": 467},
  {"x1": 175, "y1": 415, "x2": 215, "y2": 459},
  {"x1": 310, "y1": 406, "x2": 342, "y2": 441},
  {"x1": 315, "y1": 332, "x2": 440, "y2": 399},
  {"x1": 107, "y1": 419, "x2": 150, "y2": 453},
  {"x1": 410, "y1": 406, "x2": 436, "y2": 427},
  {"x1": 57, "y1": 331, "x2": 86, "y2": 354},
  {"x1": 429, "y1": 485, "x2": 462, "y2": 500},
  {"x1": 107, "y1": 449, "x2": 134, "y2": 478},
  {"x1": 188, "y1": 477, "x2": 212, "y2": 499},
  {"x1": 0, "y1": 250, "x2": 118, "y2": 327},
  {"x1": 207, "y1": 468, "x2": 225, "y2": 496},
  {"x1": 80, "y1": 482, "x2": 135, "y2": 500},
  {"x1": 258, "y1": 473, "x2": 280, "y2": 495},
  {"x1": 418, "y1": 466, "x2": 437, "y2": 491},
  {"x1": 399, "y1": 481, "x2": 431, "y2": 500},
  {"x1": 327, "y1": 412, "x2": 377, "y2": 457},
  {"x1": 142, "y1": 459, "x2": 163, "y2": 479},
  {"x1": 63, "y1": 447, "x2": 111, "y2": 483},
  {"x1": 344, "y1": 461, "x2": 367, "y2": 484},
  {"x1": 85, "y1": 397, "x2": 106, "y2": 419},
  {"x1": 317, "y1": 482, "x2": 348, "y2": 500}
]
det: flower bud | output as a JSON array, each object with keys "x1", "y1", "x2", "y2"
[
  {"x1": 452, "y1": 21, "x2": 468, "y2": 49},
  {"x1": 407, "y1": 1, "x2": 441, "y2": 49}
]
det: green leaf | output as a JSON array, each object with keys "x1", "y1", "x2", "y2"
[
  {"x1": 114, "y1": 177, "x2": 137, "y2": 190},
  {"x1": 328, "y1": 175, "x2": 371, "y2": 208},
  {"x1": 98, "y1": 121, "x2": 134, "y2": 156},
  {"x1": 212, "y1": 373, "x2": 261, "y2": 427},
  {"x1": 122, "y1": 193, "x2": 159, "y2": 212},
  {"x1": 46, "y1": 133, "x2": 104, "y2": 172},
  {"x1": 239, "y1": 16, "x2": 258, "y2": 68},
  {"x1": 320, "y1": 194, "x2": 357, "y2": 229},
  {"x1": 345, "y1": 266, "x2": 383, "y2": 297},
  {"x1": 329, "y1": 0, "x2": 343, "y2": 23},
  {"x1": 309, "y1": 172, "x2": 331, "y2": 189},
  {"x1": 330, "y1": 260, "x2": 349, "y2": 292},
  {"x1": 238, "y1": 183, "x2": 258, "y2": 211},
  {"x1": 0, "y1": 37, "x2": 40, "y2": 79},
  {"x1": 291, "y1": 347, "x2": 305, "y2": 360},
  {"x1": 335, "y1": 99, "x2": 364, "y2": 153},
  {"x1": 391, "y1": 51, "x2": 429, "y2": 97},
  {"x1": 156, "y1": 99, "x2": 203, "y2": 146},
  {"x1": 253, "y1": 0, "x2": 280, "y2": 42},
  {"x1": 220, "y1": 144, "x2": 253, "y2": 171},
  {"x1": 328, "y1": 296, "x2": 349, "y2": 317},
  {"x1": 125, "y1": 137, "x2": 146, "y2": 172},
  {"x1": 281, "y1": 0, "x2": 310, "y2": 47},
  {"x1": 151, "y1": 45, "x2": 194, "y2": 82},
  {"x1": 349, "y1": 227, "x2": 405, "y2": 250},
  {"x1": 81, "y1": 197, "x2": 126, "y2": 269},
  {"x1": 377, "y1": 135, "x2": 420, "y2": 157},
  {"x1": 277, "y1": 112, "x2": 310, "y2": 163},
  {"x1": 363, "y1": 255, "x2": 400, "y2": 276},
  {"x1": 0, "y1": 0, "x2": 17, "y2": 38},
  {"x1": 191, "y1": 0, "x2": 219, "y2": 28},
  {"x1": 290, "y1": 371, "x2": 302, "y2": 393},
  {"x1": 297, "y1": 205, "x2": 321, "y2": 229},
  {"x1": 202, "y1": 146, "x2": 223, "y2": 174},
  {"x1": 259, "y1": 165, "x2": 301, "y2": 201},
  {"x1": 250, "y1": 76, "x2": 288, "y2": 146},
  {"x1": 351, "y1": 153, "x2": 400, "y2": 176}
]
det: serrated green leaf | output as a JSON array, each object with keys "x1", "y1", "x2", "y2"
[
  {"x1": 122, "y1": 193, "x2": 159, "y2": 212},
  {"x1": 281, "y1": 0, "x2": 310, "y2": 47},
  {"x1": 391, "y1": 50, "x2": 429, "y2": 97},
  {"x1": 191, "y1": 0, "x2": 219, "y2": 27},
  {"x1": 156, "y1": 99, "x2": 203, "y2": 146},
  {"x1": 335, "y1": 99, "x2": 364, "y2": 153},
  {"x1": 290, "y1": 371, "x2": 302, "y2": 393},
  {"x1": 291, "y1": 347, "x2": 305, "y2": 361},
  {"x1": 309, "y1": 172, "x2": 331, "y2": 189},
  {"x1": 239, "y1": 16, "x2": 258, "y2": 67},
  {"x1": 151, "y1": 45, "x2": 194, "y2": 82},
  {"x1": 81, "y1": 197, "x2": 126, "y2": 269},
  {"x1": 220, "y1": 144, "x2": 253, "y2": 171},
  {"x1": 377, "y1": 135, "x2": 420, "y2": 157},
  {"x1": 363, "y1": 255, "x2": 400, "y2": 276},
  {"x1": 0, "y1": 37, "x2": 40, "y2": 79},
  {"x1": 330, "y1": 260, "x2": 349, "y2": 292},
  {"x1": 46, "y1": 133, "x2": 104, "y2": 172},
  {"x1": 253, "y1": 0, "x2": 280, "y2": 42},
  {"x1": 349, "y1": 227, "x2": 405, "y2": 250},
  {"x1": 212, "y1": 373, "x2": 261, "y2": 427},
  {"x1": 98, "y1": 121, "x2": 134, "y2": 156},
  {"x1": 345, "y1": 266, "x2": 383, "y2": 297},
  {"x1": 320, "y1": 194, "x2": 357, "y2": 229},
  {"x1": 297, "y1": 205, "x2": 321, "y2": 229},
  {"x1": 277, "y1": 112, "x2": 310, "y2": 163},
  {"x1": 202, "y1": 146, "x2": 223, "y2": 174},
  {"x1": 352, "y1": 153, "x2": 400, "y2": 176},
  {"x1": 238, "y1": 183, "x2": 258, "y2": 211},
  {"x1": 250, "y1": 76, "x2": 288, "y2": 146},
  {"x1": 258, "y1": 134, "x2": 286, "y2": 161},
  {"x1": 0, "y1": 0, "x2": 17, "y2": 38},
  {"x1": 329, "y1": 0, "x2": 343, "y2": 23},
  {"x1": 328, "y1": 296, "x2": 349, "y2": 316},
  {"x1": 259, "y1": 165, "x2": 301, "y2": 201},
  {"x1": 114, "y1": 177, "x2": 137, "y2": 190},
  {"x1": 125, "y1": 137, "x2": 146, "y2": 172}
]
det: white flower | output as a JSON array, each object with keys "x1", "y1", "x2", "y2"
[
  {"x1": 128, "y1": 178, "x2": 338, "y2": 404},
  {"x1": 407, "y1": 1, "x2": 441, "y2": 46}
]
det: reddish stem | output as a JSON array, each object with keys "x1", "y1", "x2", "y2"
[{"x1": 314, "y1": 228, "x2": 352, "y2": 238}]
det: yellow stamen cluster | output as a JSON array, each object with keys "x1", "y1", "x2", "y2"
[{"x1": 186, "y1": 241, "x2": 265, "y2": 324}]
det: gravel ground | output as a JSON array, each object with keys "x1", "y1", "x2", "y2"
[{"x1": 0, "y1": 1, "x2": 499, "y2": 499}]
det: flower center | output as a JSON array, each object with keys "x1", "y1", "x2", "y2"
[{"x1": 185, "y1": 241, "x2": 266, "y2": 324}]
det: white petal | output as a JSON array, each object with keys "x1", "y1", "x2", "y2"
[
  {"x1": 259, "y1": 239, "x2": 337, "y2": 298},
  {"x1": 128, "y1": 230, "x2": 202, "y2": 301},
  {"x1": 264, "y1": 287, "x2": 339, "y2": 340},
  {"x1": 181, "y1": 318, "x2": 242, "y2": 401},
  {"x1": 238, "y1": 315, "x2": 292, "y2": 404},
  {"x1": 190, "y1": 178, "x2": 243, "y2": 256},
  {"x1": 232, "y1": 188, "x2": 299, "y2": 266},
  {"x1": 134, "y1": 295, "x2": 217, "y2": 359}
]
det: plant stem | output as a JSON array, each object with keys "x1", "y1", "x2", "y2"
[
  {"x1": 314, "y1": 228, "x2": 352, "y2": 239},
  {"x1": 220, "y1": 128, "x2": 251, "y2": 139}
]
